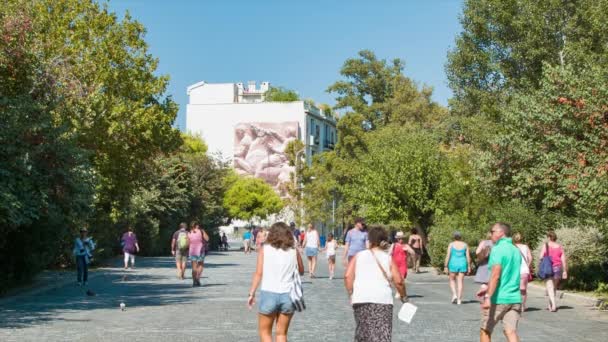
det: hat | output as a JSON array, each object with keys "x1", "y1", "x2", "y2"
[
  {"x1": 395, "y1": 231, "x2": 405, "y2": 239},
  {"x1": 80, "y1": 227, "x2": 88, "y2": 233},
  {"x1": 453, "y1": 231, "x2": 462, "y2": 239}
]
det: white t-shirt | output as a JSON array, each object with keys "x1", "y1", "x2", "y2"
[
  {"x1": 351, "y1": 249, "x2": 393, "y2": 305},
  {"x1": 516, "y1": 244, "x2": 530, "y2": 275},
  {"x1": 326, "y1": 240, "x2": 337, "y2": 257},
  {"x1": 260, "y1": 244, "x2": 297, "y2": 294},
  {"x1": 305, "y1": 230, "x2": 320, "y2": 248}
]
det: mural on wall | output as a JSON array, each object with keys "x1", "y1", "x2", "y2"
[{"x1": 233, "y1": 122, "x2": 298, "y2": 195}]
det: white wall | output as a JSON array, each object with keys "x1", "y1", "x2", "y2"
[
  {"x1": 186, "y1": 101, "x2": 308, "y2": 159},
  {"x1": 188, "y1": 83, "x2": 236, "y2": 105}
]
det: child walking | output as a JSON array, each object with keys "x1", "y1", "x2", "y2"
[{"x1": 324, "y1": 233, "x2": 337, "y2": 279}]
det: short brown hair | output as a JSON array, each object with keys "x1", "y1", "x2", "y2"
[
  {"x1": 266, "y1": 222, "x2": 295, "y2": 250},
  {"x1": 368, "y1": 226, "x2": 389, "y2": 250},
  {"x1": 547, "y1": 230, "x2": 557, "y2": 242}
]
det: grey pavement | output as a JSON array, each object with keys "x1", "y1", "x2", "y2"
[{"x1": 1, "y1": 249, "x2": 607, "y2": 341}]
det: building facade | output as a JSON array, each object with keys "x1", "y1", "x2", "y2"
[{"x1": 186, "y1": 81, "x2": 337, "y2": 235}]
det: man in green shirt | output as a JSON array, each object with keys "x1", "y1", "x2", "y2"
[{"x1": 481, "y1": 222, "x2": 522, "y2": 342}]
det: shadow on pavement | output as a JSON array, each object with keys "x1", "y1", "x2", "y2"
[{"x1": 0, "y1": 262, "x2": 200, "y2": 329}]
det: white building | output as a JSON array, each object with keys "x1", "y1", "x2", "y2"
[
  {"x1": 186, "y1": 81, "x2": 337, "y2": 236},
  {"x1": 186, "y1": 81, "x2": 336, "y2": 164}
]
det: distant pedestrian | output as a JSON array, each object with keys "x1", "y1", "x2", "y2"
[
  {"x1": 252, "y1": 226, "x2": 260, "y2": 250},
  {"x1": 243, "y1": 229, "x2": 252, "y2": 254},
  {"x1": 475, "y1": 232, "x2": 494, "y2": 301},
  {"x1": 324, "y1": 233, "x2": 338, "y2": 279},
  {"x1": 221, "y1": 232, "x2": 229, "y2": 251},
  {"x1": 303, "y1": 224, "x2": 320, "y2": 278},
  {"x1": 121, "y1": 226, "x2": 140, "y2": 269},
  {"x1": 188, "y1": 222, "x2": 209, "y2": 287},
  {"x1": 539, "y1": 230, "x2": 568, "y2": 312},
  {"x1": 390, "y1": 231, "x2": 414, "y2": 298},
  {"x1": 256, "y1": 227, "x2": 267, "y2": 251},
  {"x1": 247, "y1": 222, "x2": 304, "y2": 342},
  {"x1": 73, "y1": 227, "x2": 95, "y2": 286},
  {"x1": 171, "y1": 222, "x2": 189, "y2": 280},
  {"x1": 480, "y1": 222, "x2": 522, "y2": 342},
  {"x1": 343, "y1": 218, "x2": 369, "y2": 266},
  {"x1": 345, "y1": 226, "x2": 406, "y2": 342},
  {"x1": 513, "y1": 233, "x2": 532, "y2": 311},
  {"x1": 444, "y1": 231, "x2": 471, "y2": 305},
  {"x1": 290, "y1": 222, "x2": 301, "y2": 247},
  {"x1": 407, "y1": 228, "x2": 424, "y2": 273}
]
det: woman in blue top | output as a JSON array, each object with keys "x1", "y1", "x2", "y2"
[
  {"x1": 243, "y1": 229, "x2": 252, "y2": 254},
  {"x1": 443, "y1": 231, "x2": 471, "y2": 305}
]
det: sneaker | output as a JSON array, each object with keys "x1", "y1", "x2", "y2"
[{"x1": 457, "y1": 299, "x2": 462, "y2": 305}]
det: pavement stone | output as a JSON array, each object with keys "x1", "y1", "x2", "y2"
[{"x1": 1, "y1": 249, "x2": 607, "y2": 341}]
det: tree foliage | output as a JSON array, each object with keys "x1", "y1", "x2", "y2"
[
  {"x1": 224, "y1": 176, "x2": 284, "y2": 222},
  {"x1": 264, "y1": 86, "x2": 300, "y2": 102}
]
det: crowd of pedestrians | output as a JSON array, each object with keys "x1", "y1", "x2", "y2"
[{"x1": 71, "y1": 217, "x2": 570, "y2": 342}]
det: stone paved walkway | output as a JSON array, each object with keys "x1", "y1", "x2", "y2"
[{"x1": 1, "y1": 250, "x2": 607, "y2": 341}]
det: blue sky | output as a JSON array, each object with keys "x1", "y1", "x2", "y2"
[{"x1": 108, "y1": 0, "x2": 464, "y2": 130}]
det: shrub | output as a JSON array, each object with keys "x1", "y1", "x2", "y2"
[
  {"x1": 533, "y1": 226, "x2": 608, "y2": 291},
  {"x1": 428, "y1": 200, "x2": 545, "y2": 270}
]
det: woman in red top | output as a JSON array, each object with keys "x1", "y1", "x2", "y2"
[
  {"x1": 391, "y1": 231, "x2": 413, "y2": 299},
  {"x1": 539, "y1": 230, "x2": 568, "y2": 312}
]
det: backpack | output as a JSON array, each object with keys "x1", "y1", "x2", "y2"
[
  {"x1": 177, "y1": 231, "x2": 189, "y2": 251},
  {"x1": 537, "y1": 243, "x2": 554, "y2": 280}
]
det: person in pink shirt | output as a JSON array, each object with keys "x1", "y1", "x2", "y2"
[
  {"x1": 188, "y1": 221, "x2": 209, "y2": 287},
  {"x1": 539, "y1": 230, "x2": 568, "y2": 312}
]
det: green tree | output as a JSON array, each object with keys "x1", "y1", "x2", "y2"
[
  {"x1": 224, "y1": 176, "x2": 284, "y2": 222},
  {"x1": 344, "y1": 127, "x2": 445, "y2": 228},
  {"x1": 264, "y1": 86, "x2": 300, "y2": 102},
  {"x1": 328, "y1": 50, "x2": 446, "y2": 131},
  {"x1": 446, "y1": 0, "x2": 608, "y2": 120},
  {"x1": 482, "y1": 65, "x2": 608, "y2": 220}
]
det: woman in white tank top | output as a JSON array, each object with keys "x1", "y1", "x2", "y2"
[
  {"x1": 302, "y1": 224, "x2": 320, "y2": 278},
  {"x1": 247, "y1": 222, "x2": 304, "y2": 342},
  {"x1": 345, "y1": 226, "x2": 406, "y2": 342}
]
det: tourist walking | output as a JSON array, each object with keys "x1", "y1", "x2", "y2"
[
  {"x1": 243, "y1": 229, "x2": 253, "y2": 254},
  {"x1": 390, "y1": 231, "x2": 413, "y2": 298},
  {"x1": 188, "y1": 222, "x2": 209, "y2": 287},
  {"x1": 256, "y1": 227, "x2": 267, "y2": 251},
  {"x1": 513, "y1": 233, "x2": 532, "y2": 311},
  {"x1": 324, "y1": 233, "x2": 338, "y2": 279},
  {"x1": 343, "y1": 218, "x2": 369, "y2": 266},
  {"x1": 290, "y1": 222, "x2": 301, "y2": 247},
  {"x1": 480, "y1": 222, "x2": 522, "y2": 342},
  {"x1": 302, "y1": 224, "x2": 320, "y2": 278},
  {"x1": 221, "y1": 232, "x2": 229, "y2": 251},
  {"x1": 344, "y1": 226, "x2": 406, "y2": 342},
  {"x1": 73, "y1": 227, "x2": 95, "y2": 286},
  {"x1": 171, "y1": 222, "x2": 189, "y2": 279},
  {"x1": 444, "y1": 231, "x2": 471, "y2": 305},
  {"x1": 539, "y1": 230, "x2": 568, "y2": 312},
  {"x1": 408, "y1": 227, "x2": 424, "y2": 273},
  {"x1": 247, "y1": 222, "x2": 304, "y2": 342},
  {"x1": 121, "y1": 226, "x2": 140, "y2": 269},
  {"x1": 474, "y1": 232, "x2": 494, "y2": 301}
]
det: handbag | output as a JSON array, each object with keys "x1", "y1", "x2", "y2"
[
  {"x1": 289, "y1": 263, "x2": 306, "y2": 312},
  {"x1": 537, "y1": 243, "x2": 554, "y2": 280},
  {"x1": 517, "y1": 245, "x2": 533, "y2": 281},
  {"x1": 371, "y1": 249, "x2": 407, "y2": 301}
]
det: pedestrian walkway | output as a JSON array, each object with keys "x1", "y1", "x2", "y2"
[{"x1": 1, "y1": 251, "x2": 606, "y2": 341}]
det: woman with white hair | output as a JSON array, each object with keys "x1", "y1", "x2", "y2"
[{"x1": 444, "y1": 231, "x2": 471, "y2": 305}]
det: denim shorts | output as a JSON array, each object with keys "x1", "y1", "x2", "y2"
[
  {"x1": 189, "y1": 254, "x2": 205, "y2": 262},
  {"x1": 305, "y1": 247, "x2": 318, "y2": 257},
  {"x1": 259, "y1": 290, "x2": 294, "y2": 315}
]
